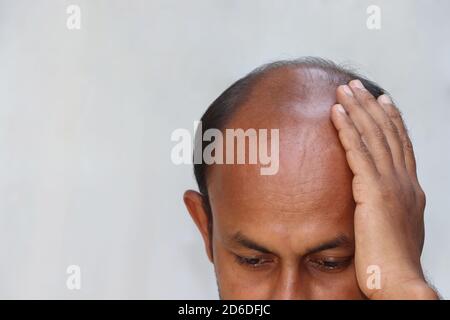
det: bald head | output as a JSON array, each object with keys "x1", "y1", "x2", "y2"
[
  {"x1": 185, "y1": 57, "x2": 387, "y2": 299},
  {"x1": 194, "y1": 57, "x2": 386, "y2": 199},
  {"x1": 207, "y1": 63, "x2": 357, "y2": 242}
]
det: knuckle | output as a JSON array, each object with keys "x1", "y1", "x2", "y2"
[
  {"x1": 387, "y1": 106, "x2": 403, "y2": 122},
  {"x1": 373, "y1": 125, "x2": 385, "y2": 141},
  {"x1": 374, "y1": 175, "x2": 426, "y2": 212},
  {"x1": 403, "y1": 137, "x2": 414, "y2": 152},
  {"x1": 363, "y1": 93, "x2": 377, "y2": 104},
  {"x1": 372, "y1": 126, "x2": 391, "y2": 152},
  {"x1": 338, "y1": 130, "x2": 351, "y2": 147},
  {"x1": 347, "y1": 101, "x2": 360, "y2": 112},
  {"x1": 386, "y1": 103, "x2": 400, "y2": 115},
  {"x1": 385, "y1": 119, "x2": 399, "y2": 135},
  {"x1": 416, "y1": 187, "x2": 426, "y2": 208},
  {"x1": 357, "y1": 139, "x2": 370, "y2": 156}
]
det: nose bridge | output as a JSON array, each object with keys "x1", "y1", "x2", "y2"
[{"x1": 270, "y1": 262, "x2": 308, "y2": 300}]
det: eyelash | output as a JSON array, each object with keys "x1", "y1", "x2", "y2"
[
  {"x1": 308, "y1": 258, "x2": 352, "y2": 272},
  {"x1": 234, "y1": 255, "x2": 272, "y2": 269},
  {"x1": 234, "y1": 254, "x2": 352, "y2": 272}
]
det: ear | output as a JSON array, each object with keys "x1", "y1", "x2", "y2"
[{"x1": 183, "y1": 190, "x2": 213, "y2": 262}]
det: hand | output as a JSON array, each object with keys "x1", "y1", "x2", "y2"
[{"x1": 330, "y1": 80, "x2": 437, "y2": 299}]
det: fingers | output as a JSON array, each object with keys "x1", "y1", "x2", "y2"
[
  {"x1": 377, "y1": 94, "x2": 418, "y2": 180},
  {"x1": 334, "y1": 79, "x2": 419, "y2": 183},
  {"x1": 330, "y1": 103, "x2": 379, "y2": 179},
  {"x1": 348, "y1": 80, "x2": 406, "y2": 173},
  {"x1": 336, "y1": 83, "x2": 394, "y2": 175}
]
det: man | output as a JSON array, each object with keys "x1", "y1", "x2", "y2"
[{"x1": 183, "y1": 57, "x2": 438, "y2": 299}]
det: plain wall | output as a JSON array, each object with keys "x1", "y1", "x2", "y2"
[{"x1": 0, "y1": 0, "x2": 449, "y2": 299}]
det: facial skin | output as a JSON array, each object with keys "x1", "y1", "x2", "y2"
[
  {"x1": 184, "y1": 66, "x2": 437, "y2": 300},
  {"x1": 206, "y1": 119, "x2": 361, "y2": 299},
  {"x1": 185, "y1": 67, "x2": 364, "y2": 299}
]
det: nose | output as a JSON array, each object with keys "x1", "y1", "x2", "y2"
[{"x1": 269, "y1": 266, "x2": 309, "y2": 300}]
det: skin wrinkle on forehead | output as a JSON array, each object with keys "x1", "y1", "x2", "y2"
[
  {"x1": 200, "y1": 65, "x2": 360, "y2": 200},
  {"x1": 214, "y1": 142, "x2": 349, "y2": 215},
  {"x1": 207, "y1": 66, "x2": 354, "y2": 219}
]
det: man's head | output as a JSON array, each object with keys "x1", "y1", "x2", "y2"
[{"x1": 184, "y1": 57, "x2": 386, "y2": 299}]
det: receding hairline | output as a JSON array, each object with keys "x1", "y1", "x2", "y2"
[
  {"x1": 200, "y1": 57, "x2": 385, "y2": 132},
  {"x1": 194, "y1": 57, "x2": 387, "y2": 199}
]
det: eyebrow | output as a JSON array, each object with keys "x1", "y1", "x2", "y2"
[
  {"x1": 305, "y1": 234, "x2": 353, "y2": 255},
  {"x1": 230, "y1": 232, "x2": 352, "y2": 256},
  {"x1": 232, "y1": 231, "x2": 273, "y2": 254}
]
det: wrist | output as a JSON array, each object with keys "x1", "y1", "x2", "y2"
[{"x1": 370, "y1": 279, "x2": 438, "y2": 300}]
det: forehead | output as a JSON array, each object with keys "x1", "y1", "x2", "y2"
[
  {"x1": 207, "y1": 121, "x2": 353, "y2": 219},
  {"x1": 206, "y1": 67, "x2": 354, "y2": 245}
]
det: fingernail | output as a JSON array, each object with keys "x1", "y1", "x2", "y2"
[
  {"x1": 335, "y1": 104, "x2": 346, "y2": 114},
  {"x1": 341, "y1": 85, "x2": 353, "y2": 97},
  {"x1": 378, "y1": 94, "x2": 392, "y2": 104},
  {"x1": 350, "y1": 79, "x2": 365, "y2": 90}
]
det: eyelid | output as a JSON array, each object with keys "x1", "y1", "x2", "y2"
[
  {"x1": 234, "y1": 254, "x2": 275, "y2": 268},
  {"x1": 307, "y1": 256, "x2": 353, "y2": 272}
]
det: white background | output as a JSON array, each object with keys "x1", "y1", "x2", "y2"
[{"x1": 0, "y1": 0, "x2": 449, "y2": 299}]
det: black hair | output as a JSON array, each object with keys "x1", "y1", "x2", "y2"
[{"x1": 193, "y1": 57, "x2": 387, "y2": 233}]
